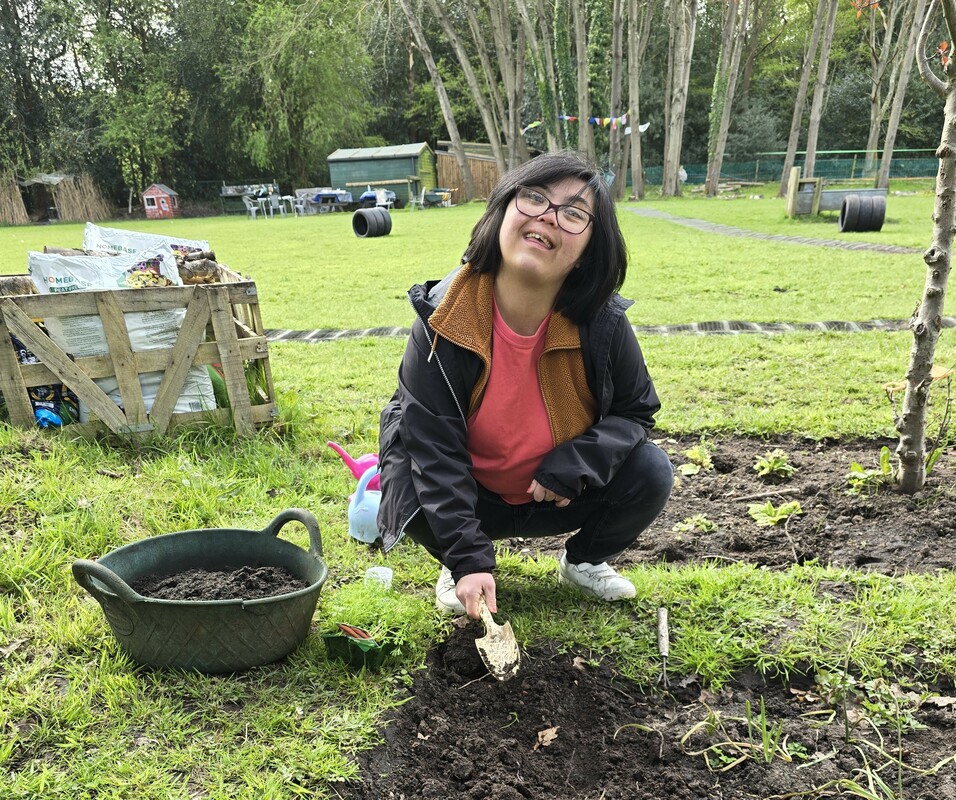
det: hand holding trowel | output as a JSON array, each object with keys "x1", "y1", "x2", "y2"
[{"x1": 475, "y1": 596, "x2": 521, "y2": 681}]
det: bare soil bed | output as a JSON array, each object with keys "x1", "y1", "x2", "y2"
[{"x1": 336, "y1": 435, "x2": 956, "y2": 800}]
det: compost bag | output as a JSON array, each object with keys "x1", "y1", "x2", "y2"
[
  {"x1": 82, "y1": 222, "x2": 209, "y2": 258},
  {"x1": 28, "y1": 244, "x2": 215, "y2": 421}
]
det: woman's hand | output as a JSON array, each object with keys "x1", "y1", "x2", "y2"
[
  {"x1": 455, "y1": 572, "x2": 497, "y2": 619},
  {"x1": 528, "y1": 479, "x2": 571, "y2": 507}
]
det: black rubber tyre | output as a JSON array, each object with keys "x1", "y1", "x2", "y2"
[
  {"x1": 352, "y1": 208, "x2": 385, "y2": 238},
  {"x1": 375, "y1": 207, "x2": 392, "y2": 235},
  {"x1": 839, "y1": 194, "x2": 885, "y2": 232}
]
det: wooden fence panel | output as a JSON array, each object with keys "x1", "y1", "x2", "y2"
[{"x1": 436, "y1": 153, "x2": 500, "y2": 204}]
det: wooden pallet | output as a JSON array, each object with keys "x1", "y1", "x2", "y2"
[{"x1": 0, "y1": 267, "x2": 276, "y2": 439}]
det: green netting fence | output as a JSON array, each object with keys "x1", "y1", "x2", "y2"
[{"x1": 642, "y1": 155, "x2": 937, "y2": 186}]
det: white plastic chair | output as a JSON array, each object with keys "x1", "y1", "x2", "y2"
[
  {"x1": 374, "y1": 189, "x2": 395, "y2": 209},
  {"x1": 242, "y1": 196, "x2": 259, "y2": 220},
  {"x1": 269, "y1": 194, "x2": 286, "y2": 217}
]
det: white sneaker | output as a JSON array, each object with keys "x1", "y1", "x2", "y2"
[
  {"x1": 558, "y1": 552, "x2": 636, "y2": 601},
  {"x1": 435, "y1": 565, "x2": 466, "y2": 616}
]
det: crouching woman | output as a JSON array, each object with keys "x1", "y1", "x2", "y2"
[{"x1": 377, "y1": 151, "x2": 673, "y2": 619}]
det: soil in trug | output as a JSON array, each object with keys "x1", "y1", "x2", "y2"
[
  {"x1": 130, "y1": 565, "x2": 306, "y2": 601},
  {"x1": 334, "y1": 435, "x2": 956, "y2": 800}
]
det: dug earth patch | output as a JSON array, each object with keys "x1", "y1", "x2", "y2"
[{"x1": 338, "y1": 436, "x2": 956, "y2": 799}]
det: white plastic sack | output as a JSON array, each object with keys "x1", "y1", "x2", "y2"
[
  {"x1": 28, "y1": 244, "x2": 216, "y2": 421},
  {"x1": 82, "y1": 222, "x2": 209, "y2": 257}
]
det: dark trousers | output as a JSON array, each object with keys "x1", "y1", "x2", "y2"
[{"x1": 406, "y1": 441, "x2": 674, "y2": 566}]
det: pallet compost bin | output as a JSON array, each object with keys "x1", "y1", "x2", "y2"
[{"x1": 0, "y1": 266, "x2": 276, "y2": 439}]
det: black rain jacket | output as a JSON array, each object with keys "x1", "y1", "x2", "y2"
[{"x1": 376, "y1": 268, "x2": 661, "y2": 581}]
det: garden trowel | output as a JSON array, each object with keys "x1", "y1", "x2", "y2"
[{"x1": 475, "y1": 596, "x2": 520, "y2": 681}]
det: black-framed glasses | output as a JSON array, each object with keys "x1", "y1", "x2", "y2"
[{"x1": 514, "y1": 185, "x2": 594, "y2": 235}]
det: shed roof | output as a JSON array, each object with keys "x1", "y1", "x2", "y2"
[
  {"x1": 327, "y1": 143, "x2": 432, "y2": 162},
  {"x1": 145, "y1": 183, "x2": 178, "y2": 196}
]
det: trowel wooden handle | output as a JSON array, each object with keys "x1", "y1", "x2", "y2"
[
  {"x1": 657, "y1": 607, "x2": 670, "y2": 657},
  {"x1": 477, "y1": 595, "x2": 495, "y2": 627}
]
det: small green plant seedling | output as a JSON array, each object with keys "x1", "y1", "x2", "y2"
[
  {"x1": 680, "y1": 700, "x2": 792, "y2": 772},
  {"x1": 745, "y1": 697, "x2": 787, "y2": 765},
  {"x1": 753, "y1": 449, "x2": 797, "y2": 479},
  {"x1": 748, "y1": 500, "x2": 803, "y2": 527},
  {"x1": 847, "y1": 446, "x2": 895, "y2": 495},
  {"x1": 673, "y1": 514, "x2": 718, "y2": 534},
  {"x1": 680, "y1": 442, "x2": 714, "y2": 476}
]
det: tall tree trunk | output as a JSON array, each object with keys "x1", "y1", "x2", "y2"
[
  {"x1": 705, "y1": 0, "x2": 750, "y2": 197},
  {"x1": 609, "y1": 0, "x2": 625, "y2": 198},
  {"x1": 627, "y1": 0, "x2": 654, "y2": 200},
  {"x1": 779, "y1": 0, "x2": 827, "y2": 197},
  {"x1": 463, "y1": 1, "x2": 527, "y2": 168},
  {"x1": 897, "y1": 0, "x2": 954, "y2": 493},
  {"x1": 803, "y1": 0, "x2": 839, "y2": 179},
  {"x1": 877, "y1": 0, "x2": 927, "y2": 188},
  {"x1": 464, "y1": 3, "x2": 509, "y2": 158},
  {"x1": 516, "y1": 0, "x2": 561, "y2": 152},
  {"x1": 571, "y1": 0, "x2": 594, "y2": 161},
  {"x1": 662, "y1": 0, "x2": 697, "y2": 197},
  {"x1": 738, "y1": 0, "x2": 781, "y2": 108},
  {"x1": 863, "y1": 0, "x2": 907, "y2": 177},
  {"x1": 398, "y1": 0, "x2": 476, "y2": 199},
  {"x1": 426, "y1": 0, "x2": 507, "y2": 175},
  {"x1": 535, "y1": 0, "x2": 565, "y2": 150},
  {"x1": 487, "y1": 0, "x2": 529, "y2": 167}
]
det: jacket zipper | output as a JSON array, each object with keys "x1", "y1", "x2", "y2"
[{"x1": 415, "y1": 310, "x2": 467, "y2": 424}]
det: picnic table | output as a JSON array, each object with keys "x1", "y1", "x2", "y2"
[{"x1": 312, "y1": 189, "x2": 352, "y2": 213}]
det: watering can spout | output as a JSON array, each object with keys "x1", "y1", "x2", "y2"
[{"x1": 327, "y1": 441, "x2": 380, "y2": 491}]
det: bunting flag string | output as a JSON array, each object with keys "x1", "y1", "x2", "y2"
[{"x1": 523, "y1": 114, "x2": 631, "y2": 135}]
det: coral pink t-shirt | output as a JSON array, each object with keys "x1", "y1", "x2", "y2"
[{"x1": 467, "y1": 302, "x2": 554, "y2": 504}]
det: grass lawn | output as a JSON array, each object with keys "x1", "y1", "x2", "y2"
[{"x1": 2, "y1": 187, "x2": 955, "y2": 798}]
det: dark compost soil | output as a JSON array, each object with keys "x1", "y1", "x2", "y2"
[
  {"x1": 131, "y1": 566, "x2": 306, "y2": 601},
  {"x1": 334, "y1": 435, "x2": 956, "y2": 800}
]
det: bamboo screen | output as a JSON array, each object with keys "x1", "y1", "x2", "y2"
[
  {"x1": 0, "y1": 174, "x2": 30, "y2": 226},
  {"x1": 52, "y1": 174, "x2": 113, "y2": 222}
]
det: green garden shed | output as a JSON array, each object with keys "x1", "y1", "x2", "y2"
[{"x1": 327, "y1": 143, "x2": 436, "y2": 207}]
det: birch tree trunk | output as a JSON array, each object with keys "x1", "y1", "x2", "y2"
[
  {"x1": 487, "y1": 0, "x2": 530, "y2": 167},
  {"x1": 779, "y1": 0, "x2": 827, "y2": 197},
  {"x1": 662, "y1": 0, "x2": 697, "y2": 197},
  {"x1": 877, "y1": 0, "x2": 928, "y2": 188},
  {"x1": 863, "y1": 0, "x2": 903, "y2": 177},
  {"x1": 464, "y1": 3, "x2": 509, "y2": 159},
  {"x1": 627, "y1": 0, "x2": 654, "y2": 200},
  {"x1": 803, "y1": 0, "x2": 839, "y2": 179},
  {"x1": 609, "y1": 0, "x2": 625, "y2": 199},
  {"x1": 516, "y1": 0, "x2": 561, "y2": 152},
  {"x1": 426, "y1": 0, "x2": 507, "y2": 175},
  {"x1": 705, "y1": 0, "x2": 749, "y2": 197},
  {"x1": 897, "y1": 0, "x2": 955, "y2": 493},
  {"x1": 398, "y1": 0, "x2": 476, "y2": 199},
  {"x1": 571, "y1": 0, "x2": 595, "y2": 161},
  {"x1": 535, "y1": 0, "x2": 565, "y2": 150}
]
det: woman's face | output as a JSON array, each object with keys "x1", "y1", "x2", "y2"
[{"x1": 497, "y1": 177, "x2": 594, "y2": 291}]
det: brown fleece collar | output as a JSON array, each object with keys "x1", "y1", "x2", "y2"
[{"x1": 428, "y1": 265, "x2": 581, "y2": 354}]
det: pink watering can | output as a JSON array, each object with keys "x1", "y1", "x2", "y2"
[{"x1": 328, "y1": 441, "x2": 380, "y2": 491}]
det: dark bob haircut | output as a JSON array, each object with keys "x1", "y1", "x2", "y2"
[{"x1": 461, "y1": 151, "x2": 628, "y2": 325}]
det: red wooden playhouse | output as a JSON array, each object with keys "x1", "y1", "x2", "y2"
[{"x1": 142, "y1": 184, "x2": 181, "y2": 219}]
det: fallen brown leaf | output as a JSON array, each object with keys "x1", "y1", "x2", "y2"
[{"x1": 533, "y1": 726, "x2": 560, "y2": 751}]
